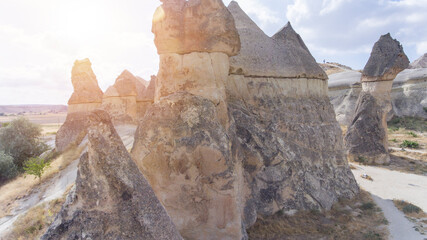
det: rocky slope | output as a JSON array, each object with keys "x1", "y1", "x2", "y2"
[
  {"x1": 42, "y1": 110, "x2": 182, "y2": 240},
  {"x1": 345, "y1": 34, "x2": 409, "y2": 164}
]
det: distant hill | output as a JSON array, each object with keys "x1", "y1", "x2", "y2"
[{"x1": 0, "y1": 105, "x2": 67, "y2": 114}]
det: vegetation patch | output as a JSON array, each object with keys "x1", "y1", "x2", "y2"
[
  {"x1": 393, "y1": 200, "x2": 427, "y2": 234},
  {"x1": 247, "y1": 190, "x2": 388, "y2": 240},
  {"x1": 388, "y1": 116, "x2": 427, "y2": 132},
  {"x1": 400, "y1": 140, "x2": 420, "y2": 149}
]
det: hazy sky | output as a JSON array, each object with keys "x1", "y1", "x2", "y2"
[{"x1": 0, "y1": 0, "x2": 426, "y2": 105}]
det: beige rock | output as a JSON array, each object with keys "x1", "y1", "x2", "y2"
[
  {"x1": 67, "y1": 59, "x2": 103, "y2": 113},
  {"x1": 156, "y1": 52, "x2": 229, "y2": 126},
  {"x1": 131, "y1": 93, "x2": 243, "y2": 240},
  {"x1": 137, "y1": 75, "x2": 156, "y2": 119},
  {"x1": 102, "y1": 70, "x2": 146, "y2": 123},
  {"x1": 152, "y1": 0, "x2": 240, "y2": 56}
]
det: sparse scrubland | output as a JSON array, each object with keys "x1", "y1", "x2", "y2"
[
  {"x1": 3, "y1": 185, "x2": 72, "y2": 240},
  {"x1": 393, "y1": 200, "x2": 427, "y2": 234},
  {"x1": 247, "y1": 190, "x2": 388, "y2": 240}
]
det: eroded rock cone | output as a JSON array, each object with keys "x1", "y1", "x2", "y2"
[
  {"x1": 345, "y1": 34, "x2": 409, "y2": 164},
  {"x1": 42, "y1": 110, "x2": 182, "y2": 240},
  {"x1": 102, "y1": 70, "x2": 146, "y2": 124},
  {"x1": 55, "y1": 112, "x2": 91, "y2": 152},
  {"x1": 67, "y1": 59, "x2": 103, "y2": 113},
  {"x1": 227, "y1": 1, "x2": 358, "y2": 228},
  {"x1": 410, "y1": 53, "x2": 427, "y2": 69}
]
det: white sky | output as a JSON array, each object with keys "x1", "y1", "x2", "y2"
[{"x1": 0, "y1": 0, "x2": 426, "y2": 105}]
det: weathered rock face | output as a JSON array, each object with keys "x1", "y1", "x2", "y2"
[
  {"x1": 132, "y1": 1, "x2": 243, "y2": 239},
  {"x1": 345, "y1": 34, "x2": 409, "y2": 164},
  {"x1": 152, "y1": 0, "x2": 240, "y2": 56},
  {"x1": 362, "y1": 33, "x2": 410, "y2": 82},
  {"x1": 68, "y1": 59, "x2": 103, "y2": 113},
  {"x1": 391, "y1": 68, "x2": 427, "y2": 118},
  {"x1": 136, "y1": 75, "x2": 156, "y2": 119},
  {"x1": 132, "y1": 1, "x2": 358, "y2": 239},
  {"x1": 131, "y1": 93, "x2": 243, "y2": 240},
  {"x1": 409, "y1": 53, "x2": 427, "y2": 69},
  {"x1": 43, "y1": 110, "x2": 182, "y2": 240},
  {"x1": 227, "y1": 2, "x2": 358, "y2": 228},
  {"x1": 328, "y1": 70, "x2": 362, "y2": 125},
  {"x1": 102, "y1": 70, "x2": 146, "y2": 124},
  {"x1": 228, "y1": 2, "x2": 326, "y2": 79},
  {"x1": 55, "y1": 112, "x2": 91, "y2": 152}
]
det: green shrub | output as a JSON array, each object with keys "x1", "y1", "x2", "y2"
[
  {"x1": 0, "y1": 118, "x2": 48, "y2": 169},
  {"x1": 407, "y1": 131, "x2": 418, "y2": 137},
  {"x1": 424, "y1": 107, "x2": 427, "y2": 113},
  {"x1": 1, "y1": 122, "x2": 10, "y2": 128},
  {"x1": 390, "y1": 139, "x2": 398, "y2": 143},
  {"x1": 356, "y1": 156, "x2": 368, "y2": 164},
  {"x1": 400, "y1": 140, "x2": 419, "y2": 149},
  {"x1": 0, "y1": 151, "x2": 18, "y2": 183},
  {"x1": 402, "y1": 203, "x2": 421, "y2": 214},
  {"x1": 361, "y1": 202, "x2": 375, "y2": 210},
  {"x1": 388, "y1": 116, "x2": 427, "y2": 132},
  {"x1": 23, "y1": 157, "x2": 50, "y2": 182}
]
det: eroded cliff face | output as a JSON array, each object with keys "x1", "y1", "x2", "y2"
[
  {"x1": 43, "y1": 110, "x2": 182, "y2": 240},
  {"x1": 67, "y1": 59, "x2": 103, "y2": 113},
  {"x1": 132, "y1": 1, "x2": 358, "y2": 239},
  {"x1": 227, "y1": 1, "x2": 358, "y2": 228},
  {"x1": 345, "y1": 34, "x2": 409, "y2": 164}
]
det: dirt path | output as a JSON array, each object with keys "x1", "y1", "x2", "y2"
[
  {"x1": 0, "y1": 124, "x2": 137, "y2": 238},
  {"x1": 352, "y1": 164, "x2": 427, "y2": 239}
]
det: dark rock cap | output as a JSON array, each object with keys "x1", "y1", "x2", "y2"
[
  {"x1": 362, "y1": 33, "x2": 409, "y2": 81},
  {"x1": 228, "y1": 1, "x2": 327, "y2": 79}
]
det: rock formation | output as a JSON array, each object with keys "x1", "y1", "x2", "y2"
[
  {"x1": 102, "y1": 70, "x2": 146, "y2": 124},
  {"x1": 133, "y1": 1, "x2": 242, "y2": 239},
  {"x1": 227, "y1": 0, "x2": 358, "y2": 227},
  {"x1": 42, "y1": 110, "x2": 182, "y2": 240},
  {"x1": 67, "y1": 59, "x2": 103, "y2": 113},
  {"x1": 391, "y1": 68, "x2": 427, "y2": 118},
  {"x1": 132, "y1": 1, "x2": 358, "y2": 239},
  {"x1": 345, "y1": 33, "x2": 409, "y2": 164},
  {"x1": 410, "y1": 53, "x2": 427, "y2": 69},
  {"x1": 55, "y1": 112, "x2": 91, "y2": 152},
  {"x1": 136, "y1": 75, "x2": 156, "y2": 119},
  {"x1": 328, "y1": 70, "x2": 362, "y2": 125}
]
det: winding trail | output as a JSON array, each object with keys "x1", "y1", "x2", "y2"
[{"x1": 352, "y1": 164, "x2": 427, "y2": 240}]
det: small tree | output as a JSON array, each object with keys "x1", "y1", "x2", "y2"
[
  {"x1": 0, "y1": 151, "x2": 18, "y2": 183},
  {"x1": 0, "y1": 118, "x2": 48, "y2": 169},
  {"x1": 23, "y1": 157, "x2": 50, "y2": 182}
]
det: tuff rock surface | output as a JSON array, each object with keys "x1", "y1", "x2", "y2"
[
  {"x1": 131, "y1": 1, "x2": 358, "y2": 239},
  {"x1": 152, "y1": 0, "x2": 240, "y2": 56},
  {"x1": 102, "y1": 70, "x2": 146, "y2": 123},
  {"x1": 410, "y1": 52, "x2": 427, "y2": 69},
  {"x1": 55, "y1": 112, "x2": 91, "y2": 152},
  {"x1": 43, "y1": 110, "x2": 182, "y2": 240},
  {"x1": 362, "y1": 33, "x2": 409, "y2": 82},
  {"x1": 136, "y1": 75, "x2": 156, "y2": 119},
  {"x1": 345, "y1": 34, "x2": 409, "y2": 164},
  {"x1": 228, "y1": 1, "x2": 326, "y2": 79},
  {"x1": 68, "y1": 59, "x2": 103, "y2": 113},
  {"x1": 227, "y1": 1, "x2": 358, "y2": 229},
  {"x1": 131, "y1": 93, "x2": 242, "y2": 240}
]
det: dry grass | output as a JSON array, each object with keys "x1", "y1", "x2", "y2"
[
  {"x1": 0, "y1": 146, "x2": 83, "y2": 218},
  {"x1": 247, "y1": 190, "x2": 388, "y2": 240},
  {"x1": 40, "y1": 124, "x2": 61, "y2": 136},
  {"x1": 393, "y1": 200, "x2": 427, "y2": 234},
  {"x1": 5, "y1": 185, "x2": 72, "y2": 240},
  {"x1": 0, "y1": 113, "x2": 66, "y2": 125}
]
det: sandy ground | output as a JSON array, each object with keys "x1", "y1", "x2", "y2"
[
  {"x1": 352, "y1": 164, "x2": 427, "y2": 239},
  {"x1": 0, "y1": 124, "x2": 137, "y2": 239}
]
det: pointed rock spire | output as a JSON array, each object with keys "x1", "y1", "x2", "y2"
[
  {"x1": 272, "y1": 21, "x2": 310, "y2": 53},
  {"x1": 68, "y1": 58, "x2": 103, "y2": 105},
  {"x1": 362, "y1": 33, "x2": 409, "y2": 81}
]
